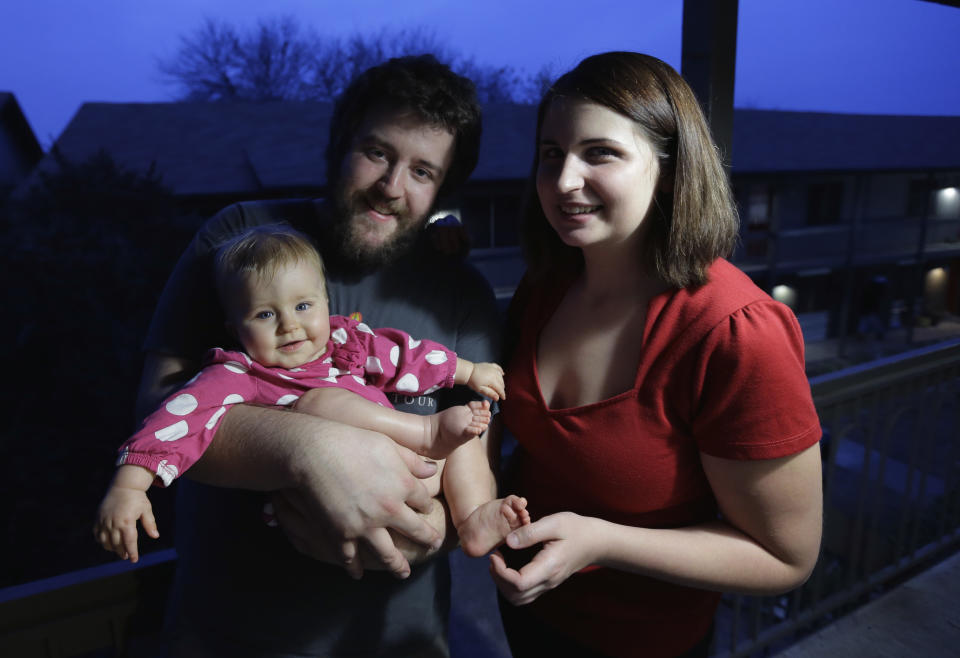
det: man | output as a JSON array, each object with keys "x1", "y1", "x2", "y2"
[{"x1": 139, "y1": 55, "x2": 499, "y2": 657}]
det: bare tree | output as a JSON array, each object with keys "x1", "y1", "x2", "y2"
[
  {"x1": 159, "y1": 17, "x2": 315, "y2": 101},
  {"x1": 159, "y1": 17, "x2": 543, "y2": 104},
  {"x1": 304, "y1": 26, "x2": 458, "y2": 101}
]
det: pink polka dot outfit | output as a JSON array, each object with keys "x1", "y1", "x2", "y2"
[{"x1": 118, "y1": 315, "x2": 456, "y2": 486}]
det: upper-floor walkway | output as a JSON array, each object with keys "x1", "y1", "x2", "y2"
[{"x1": 777, "y1": 549, "x2": 960, "y2": 657}]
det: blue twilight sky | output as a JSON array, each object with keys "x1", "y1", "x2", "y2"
[{"x1": 1, "y1": 0, "x2": 958, "y2": 148}]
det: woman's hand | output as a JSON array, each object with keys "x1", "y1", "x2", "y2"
[{"x1": 489, "y1": 511, "x2": 600, "y2": 606}]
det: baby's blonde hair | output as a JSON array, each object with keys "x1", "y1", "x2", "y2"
[{"x1": 214, "y1": 225, "x2": 326, "y2": 311}]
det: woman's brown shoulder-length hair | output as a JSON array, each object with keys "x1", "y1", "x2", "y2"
[{"x1": 521, "y1": 51, "x2": 739, "y2": 289}]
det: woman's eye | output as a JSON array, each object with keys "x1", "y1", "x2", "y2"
[
  {"x1": 587, "y1": 146, "x2": 617, "y2": 159},
  {"x1": 540, "y1": 146, "x2": 563, "y2": 160},
  {"x1": 413, "y1": 167, "x2": 433, "y2": 180},
  {"x1": 367, "y1": 148, "x2": 387, "y2": 161}
]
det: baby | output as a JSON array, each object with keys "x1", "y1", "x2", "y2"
[{"x1": 94, "y1": 225, "x2": 528, "y2": 564}]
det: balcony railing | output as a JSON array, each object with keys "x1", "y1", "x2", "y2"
[
  {"x1": 3, "y1": 340, "x2": 959, "y2": 657},
  {"x1": 713, "y1": 338, "x2": 960, "y2": 657},
  {"x1": 736, "y1": 218, "x2": 960, "y2": 269}
]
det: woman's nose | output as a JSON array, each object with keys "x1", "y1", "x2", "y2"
[{"x1": 557, "y1": 157, "x2": 584, "y2": 193}]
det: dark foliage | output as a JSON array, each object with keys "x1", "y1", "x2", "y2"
[{"x1": 1, "y1": 150, "x2": 198, "y2": 586}]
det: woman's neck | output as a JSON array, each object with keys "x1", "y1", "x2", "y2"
[{"x1": 579, "y1": 243, "x2": 663, "y2": 302}]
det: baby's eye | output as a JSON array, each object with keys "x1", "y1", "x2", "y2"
[
  {"x1": 295, "y1": 302, "x2": 310, "y2": 311},
  {"x1": 255, "y1": 311, "x2": 274, "y2": 320}
]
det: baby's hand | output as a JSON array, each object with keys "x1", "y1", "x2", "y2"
[
  {"x1": 467, "y1": 362, "x2": 506, "y2": 401},
  {"x1": 94, "y1": 486, "x2": 159, "y2": 563}
]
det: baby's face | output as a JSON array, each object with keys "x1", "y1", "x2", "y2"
[{"x1": 229, "y1": 261, "x2": 330, "y2": 369}]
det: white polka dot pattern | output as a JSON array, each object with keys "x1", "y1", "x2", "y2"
[
  {"x1": 166, "y1": 393, "x2": 198, "y2": 416},
  {"x1": 424, "y1": 350, "x2": 448, "y2": 365},
  {"x1": 396, "y1": 373, "x2": 420, "y2": 392},
  {"x1": 155, "y1": 420, "x2": 189, "y2": 442},
  {"x1": 205, "y1": 407, "x2": 227, "y2": 430},
  {"x1": 157, "y1": 460, "x2": 179, "y2": 486},
  {"x1": 276, "y1": 394, "x2": 300, "y2": 406}
]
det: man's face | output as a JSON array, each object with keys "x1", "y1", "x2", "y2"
[{"x1": 331, "y1": 107, "x2": 456, "y2": 268}]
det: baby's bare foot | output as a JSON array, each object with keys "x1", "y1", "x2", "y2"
[
  {"x1": 459, "y1": 495, "x2": 529, "y2": 558},
  {"x1": 422, "y1": 400, "x2": 490, "y2": 459}
]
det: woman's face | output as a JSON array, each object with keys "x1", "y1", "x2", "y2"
[{"x1": 536, "y1": 97, "x2": 660, "y2": 252}]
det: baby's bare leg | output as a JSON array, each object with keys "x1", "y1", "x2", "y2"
[
  {"x1": 296, "y1": 388, "x2": 490, "y2": 459},
  {"x1": 439, "y1": 422, "x2": 528, "y2": 556},
  {"x1": 457, "y1": 495, "x2": 530, "y2": 558}
]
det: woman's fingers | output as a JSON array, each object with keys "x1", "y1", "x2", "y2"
[
  {"x1": 505, "y1": 514, "x2": 557, "y2": 550},
  {"x1": 489, "y1": 549, "x2": 552, "y2": 605}
]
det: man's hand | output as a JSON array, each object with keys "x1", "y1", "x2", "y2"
[{"x1": 270, "y1": 422, "x2": 443, "y2": 579}]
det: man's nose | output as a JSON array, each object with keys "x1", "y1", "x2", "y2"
[{"x1": 378, "y1": 165, "x2": 404, "y2": 198}]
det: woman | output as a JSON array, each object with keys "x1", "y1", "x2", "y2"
[{"x1": 491, "y1": 52, "x2": 823, "y2": 657}]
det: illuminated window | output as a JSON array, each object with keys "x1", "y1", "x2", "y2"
[
  {"x1": 746, "y1": 184, "x2": 774, "y2": 228},
  {"x1": 934, "y1": 187, "x2": 960, "y2": 219}
]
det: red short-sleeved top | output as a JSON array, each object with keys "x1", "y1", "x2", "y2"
[{"x1": 501, "y1": 258, "x2": 822, "y2": 658}]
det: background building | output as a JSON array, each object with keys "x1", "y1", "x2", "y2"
[{"x1": 26, "y1": 101, "x2": 960, "y2": 335}]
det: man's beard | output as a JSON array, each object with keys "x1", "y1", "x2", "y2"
[{"x1": 326, "y1": 187, "x2": 425, "y2": 272}]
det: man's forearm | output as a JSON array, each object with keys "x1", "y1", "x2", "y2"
[{"x1": 185, "y1": 404, "x2": 328, "y2": 490}]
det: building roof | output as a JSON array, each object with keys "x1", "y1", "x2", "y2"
[
  {"x1": 0, "y1": 92, "x2": 44, "y2": 190},
  {"x1": 42, "y1": 101, "x2": 537, "y2": 197},
  {"x1": 34, "y1": 101, "x2": 960, "y2": 198},
  {"x1": 48, "y1": 101, "x2": 333, "y2": 196},
  {"x1": 732, "y1": 110, "x2": 960, "y2": 174}
]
